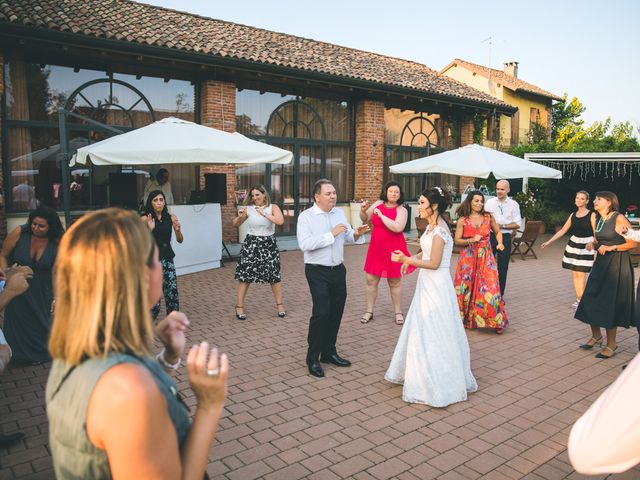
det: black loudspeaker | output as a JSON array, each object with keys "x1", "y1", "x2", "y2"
[
  {"x1": 109, "y1": 173, "x2": 138, "y2": 210},
  {"x1": 204, "y1": 173, "x2": 227, "y2": 204}
]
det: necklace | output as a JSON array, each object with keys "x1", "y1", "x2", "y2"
[{"x1": 595, "y1": 212, "x2": 612, "y2": 233}]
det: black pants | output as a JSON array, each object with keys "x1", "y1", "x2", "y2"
[
  {"x1": 490, "y1": 233, "x2": 511, "y2": 296},
  {"x1": 304, "y1": 263, "x2": 347, "y2": 364}
]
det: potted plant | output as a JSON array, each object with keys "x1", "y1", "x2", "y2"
[
  {"x1": 548, "y1": 210, "x2": 570, "y2": 233},
  {"x1": 514, "y1": 190, "x2": 546, "y2": 234}
]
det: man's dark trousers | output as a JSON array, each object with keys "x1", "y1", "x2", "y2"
[
  {"x1": 490, "y1": 232, "x2": 511, "y2": 296},
  {"x1": 305, "y1": 263, "x2": 347, "y2": 364}
]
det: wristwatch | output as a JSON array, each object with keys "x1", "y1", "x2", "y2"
[{"x1": 156, "y1": 348, "x2": 181, "y2": 370}]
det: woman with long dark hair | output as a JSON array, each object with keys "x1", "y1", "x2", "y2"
[
  {"x1": 0, "y1": 207, "x2": 64, "y2": 363},
  {"x1": 144, "y1": 190, "x2": 183, "y2": 320},
  {"x1": 359, "y1": 181, "x2": 410, "y2": 325},
  {"x1": 385, "y1": 187, "x2": 477, "y2": 407},
  {"x1": 575, "y1": 191, "x2": 635, "y2": 358},
  {"x1": 453, "y1": 190, "x2": 507, "y2": 333},
  {"x1": 541, "y1": 190, "x2": 596, "y2": 309},
  {"x1": 233, "y1": 185, "x2": 285, "y2": 320}
]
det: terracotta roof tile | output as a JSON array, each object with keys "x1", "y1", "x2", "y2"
[
  {"x1": 0, "y1": 0, "x2": 515, "y2": 111},
  {"x1": 442, "y1": 58, "x2": 563, "y2": 101}
]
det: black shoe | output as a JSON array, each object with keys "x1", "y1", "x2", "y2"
[
  {"x1": 234, "y1": 305, "x2": 247, "y2": 320},
  {"x1": 0, "y1": 432, "x2": 24, "y2": 448},
  {"x1": 320, "y1": 353, "x2": 351, "y2": 367},
  {"x1": 307, "y1": 360, "x2": 324, "y2": 377}
]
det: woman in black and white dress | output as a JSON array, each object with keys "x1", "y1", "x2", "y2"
[
  {"x1": 541, "y1": 191, "x2": 595, "y2": 309},
  {"x1": 233, "y1": 185, "x2": 285, "y2": 320}
]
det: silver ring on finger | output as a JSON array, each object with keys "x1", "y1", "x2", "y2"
[{"x1": 207, "y1": 368, "x2": 220, "y2": 377}]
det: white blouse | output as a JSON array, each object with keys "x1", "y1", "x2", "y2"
[
  {"x1": 245, "y1": 205, "x2": 276, "y2": 237},
  {"x1": 622, "y1": 227, "x2": 640, "y2": 243}
]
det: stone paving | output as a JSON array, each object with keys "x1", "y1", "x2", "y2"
[{"x1": 1, "y1": 234, "x2": 639, "y2": 479}]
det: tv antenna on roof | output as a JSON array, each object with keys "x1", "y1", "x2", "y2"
[{"x1": 481, "y1": 36, "x2": 492, "y2": 69}]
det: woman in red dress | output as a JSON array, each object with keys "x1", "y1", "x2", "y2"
[
  {"x1": 453, "y1": 191, "x2": 508, "y2": 333},
  {"x1": 360, "y1": 181, "x2": 411, "y2": 325}
]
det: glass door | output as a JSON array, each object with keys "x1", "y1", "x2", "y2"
[{"x1": 271, "y1": 143, "x2": 323, "y2": 235}]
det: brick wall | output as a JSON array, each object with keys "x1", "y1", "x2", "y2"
[
  {"x1": 354, "y1": 100, "x2": 384, "y2": 202},
  {"x1": 199, "y1": 80, "x2": 238, "y2": 243},
  {"x1": 458, "y1": 119, "x2": 476, "y2": 192}
]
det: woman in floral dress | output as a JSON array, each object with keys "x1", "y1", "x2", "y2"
[{"x1": 453, "y1": 191, "x2": 508, "y2": 333}]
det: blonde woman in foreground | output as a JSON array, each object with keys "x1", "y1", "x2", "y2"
[{"x1": 46, "y1": 208, "x2": 228, "y2": 479}]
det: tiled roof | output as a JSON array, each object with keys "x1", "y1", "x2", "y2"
[
  {"x1": 441, "y1": 58, "x2": 563, "y2": 101},
  {"x1": 0, "y1": 0, "x2": 515, "y2": 111}
]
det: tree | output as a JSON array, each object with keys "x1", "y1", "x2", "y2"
[
  {"x1": 174, "y1": 93, "x2": 190, "y2": 113},
  {"x1": 551, "y1": 93, "x2": 585, "y2": 143}
]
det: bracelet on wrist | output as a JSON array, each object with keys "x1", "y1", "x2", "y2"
[{"x1": 156, "y1": 348, "x2": 181, "y2": 370}]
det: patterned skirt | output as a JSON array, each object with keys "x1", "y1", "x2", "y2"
[
  {"x1": 562, "y1": 235, "x2": 595, "y2": 272},
  {"x1": 235, "y1": 234, "x2": 281, "y2": 284},
  {"x1": 454, "y1": 242, "x2": 508, "y2": 330}
]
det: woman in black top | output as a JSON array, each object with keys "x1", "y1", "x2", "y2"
[
  {"x1": 144, "y1": 190, "x2": 184, "y2": 320},
  {"x1": 0, "y1": 207, "x2": 64, "y2": 363},
  {"x1": 575, "y1": 191, "x2": 635, "y2": 358},
  {"x1": 541, "y1": 191, "x2": 596, "y2": 309}
]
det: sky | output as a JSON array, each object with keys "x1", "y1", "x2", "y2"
[{"x1": 140, "y1": 0, "x2": 640, "y2": 132}]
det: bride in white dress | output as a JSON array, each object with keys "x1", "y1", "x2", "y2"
[{"x1": 385, "y1": 187, "x2": 477, "y2": 407}]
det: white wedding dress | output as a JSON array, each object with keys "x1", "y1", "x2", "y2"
[{"x1": 385, "y1": 224, "x2": 477, "y2": 407}]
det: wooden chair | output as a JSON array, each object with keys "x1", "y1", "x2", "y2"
[{"x1": 510, "y1": 221, "x2": 543, "y2": 261}]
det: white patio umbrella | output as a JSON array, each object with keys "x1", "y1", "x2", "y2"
[
  {"x1": 389, "y1": 144, "x2": 562, "y2": 179},
  {"x1": 71, "y1": 117, "x2": 293, "y2": 166}
]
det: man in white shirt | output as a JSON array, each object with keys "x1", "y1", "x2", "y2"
[
  {"x1": 297, "y1": 179, "x2": 369, "y2": 378},
  {"x1": 484, "y1": 180, "x2": 522, "y2": 296},
  {"x1": 142, "y1": 168, "x2": 174, "y2": 205}
]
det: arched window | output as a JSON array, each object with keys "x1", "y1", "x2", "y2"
[
  {"x1": 266, "y1": 100, "x2": 327, "y2": 140},
  {"x1": 399, "y1": 115, "x2": 439, "y2": 149},
  {"x1": 235, "y1": 91, "x2": 354, "y2": 235},
  {"x1": 384, "y1": 111, "x2": 453, "y2": 202},
  {"x1": 5, "y1": 61, "x2": 195, "y2": 211},
  {"x1": 64, "y1": 77, "x2": 156, "y2": 133}
]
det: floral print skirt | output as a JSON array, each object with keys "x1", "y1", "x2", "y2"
[
  {"x1": 235, "y1": 234, "x2": 281, "y2": 284},
  {"x1": 454, "y1": 243, "x2": 508, "y2": 330},
  {"x1": 152, "y1": 258, "x2": 179, "y2": 320}
]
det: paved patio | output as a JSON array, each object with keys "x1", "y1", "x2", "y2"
[{"x1": 1, "y1": 234, "x2": 639, "y2": 479}]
